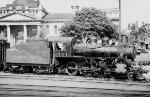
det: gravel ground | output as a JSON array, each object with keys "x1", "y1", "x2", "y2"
[{"x1": 0, "y1": 72, "x2": 150, "y2": 97}]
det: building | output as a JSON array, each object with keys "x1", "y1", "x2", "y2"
[
  {"x1": 0, "y1": 0, "x2": 73, "y2": 47},
  {"x1": 71, "y1": 6, "x2": 119, "y2": 25},
  {"x1": 100, "y1": 8, "x2": 119, "y2": 26}
]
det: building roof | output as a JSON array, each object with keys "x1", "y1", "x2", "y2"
[
  {"x1": 100, "y1": 8, "x2": 119, "y2": 13},
  {"x1": 0, "y1": 0, "x2": 40, "y2": 10},
  {"x1": 0, "y1": 11, "x2": 38, "y2": 19},
  {"x1": 0, "y1": 11, "x2": 40, "y2": 22},
  {"x1": 0, "y1": 0, "x2": 73, "y2": 22},
  {"x1": 42, "y1": 13, "x2": 74, "y2": 21}
]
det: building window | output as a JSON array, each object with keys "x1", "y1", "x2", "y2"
[
  {"x1": 9, "y1": 7, "x2": 12, "y2": 10},
  {"x1": 54, "y1": 25, "x2": 57, "y2": 34},
  {"x1": 16, "y1": 6, "x2": 22, "y2": 10},
  {"x1": 25, "y1": 6, "x2": 28, "y2": 9}
]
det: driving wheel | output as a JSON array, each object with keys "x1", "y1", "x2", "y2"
[{"x1": 66, "y1": 62, "x2": 78, "y2": 76}]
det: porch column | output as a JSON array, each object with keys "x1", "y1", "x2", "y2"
[
  {"x1": 6, "y1": 25, "x2": 11, "y2": 42},
  {"x1": 24, "y1": 25, "x2": 27, "y2": 42},
  {"x1": 37, "y1": 25, "x2": 40, "y2": 37}
]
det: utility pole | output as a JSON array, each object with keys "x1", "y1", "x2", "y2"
[{"x1": 118, "y1": 0, "x2": 121, "y2": 44}]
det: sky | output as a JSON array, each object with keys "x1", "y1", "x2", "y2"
[{"x1": 0, "y1": 0, "x2": 150, "y2": 30}]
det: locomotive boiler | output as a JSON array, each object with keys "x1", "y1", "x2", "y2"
[
  {"x1": 74, "y1": 43, "x2": 135, "y2": 60},
  {"x1": 3, "y1": 36, "x2": 137, "y2": 79}
]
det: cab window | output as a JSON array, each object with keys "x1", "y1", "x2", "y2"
[{"x1": 56, "y1": 43, "x2": 66, "y2": 51}]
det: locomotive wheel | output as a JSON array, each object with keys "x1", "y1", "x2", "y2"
[
  {"x1": 3, "y1": 64, "x2": 9, "y2": 72},
  {"x1": 20, "y1": 66, "x2": 25, "y2": 74},
  {"x1": 0, "y1": 63, "x2": 4, "y2": 71},
  {"x1": 127, "y1": 72, "x2": 134, "y2": 80},
  {"x1": 93, "y1": 70, "x2": 102, "y2": 77},
  {"x1": 33, "y1": 67, "x2": 38, "y2": 73},
  {"x1": 80, "y1": 64, "x2": 92, "y2": 77},
  {"x1": 66, "y1": 62, "x2": 78, "y2": 76},
  {"x1": 8, "y1": 66, "x2": 12, "y2": 73},
  {"x1": 82, "y1": 70, "x2": 92, "y2": 77}
]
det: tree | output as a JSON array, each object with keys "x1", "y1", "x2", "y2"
[
  {"x1": 60, "y1": 7, "x2": 118, "y2": 39},
  {"x1": 139, "y1": 22, "x2": 150, "y2": 35},
  {"x1": 128, "y1": 22, "x2": 150, "y2": 37},
  {"x1": 128, "y1": 21, "x2": 139, "y2": 37},
  {"x1": 128, "y1": 21, "x2": 150, "y2": 44}
]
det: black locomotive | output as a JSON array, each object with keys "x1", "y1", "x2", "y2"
[{"x1": 1, "y1": 36, "x2": 139, "y2": 79}]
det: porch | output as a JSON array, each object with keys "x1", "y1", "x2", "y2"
[{"x1": 0, "y1": 23, "x2": 40, "y2": 47}]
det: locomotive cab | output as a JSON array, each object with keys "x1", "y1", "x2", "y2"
[{"x1": 48, "y1": 36, "x2": 77, "y2": 57}]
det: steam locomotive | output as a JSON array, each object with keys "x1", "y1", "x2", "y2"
[{"x1": 2, "y1": 36, "x2": 138, "y2": 79}]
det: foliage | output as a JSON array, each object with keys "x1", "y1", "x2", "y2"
[
  {"x1": 128, "y1": 21, "x2": 150, "y2": 37},
  {"x1": 128, "y1": 21, "x2": 139, "y2": 37},
  {"x1": 60, "y1": 7, "x2": 118, "y2": 39},
  {"x1": 139, "y1": 22, "x2": 150, "y2": 35},
  {"x1": 127, "y1": 21, "x2": 150, "y2": 44}
]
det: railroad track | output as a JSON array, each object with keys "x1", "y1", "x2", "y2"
[
  {"x1": 0, "y1": 72, "x2": 150, "y2": 86},
  {"x1": 0, "y1": 84, "x2": 150, "y2": 97},
  {"x1": 0, "y1": 72, "x2": 150, "y2": 91},
  {"x1": 0, "y1": 72, "x2": 150, "y2": 97}
]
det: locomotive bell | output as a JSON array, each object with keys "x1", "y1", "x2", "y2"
[{"x1": 102, "y1": 37, "x2": 109, "y2": 45}]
